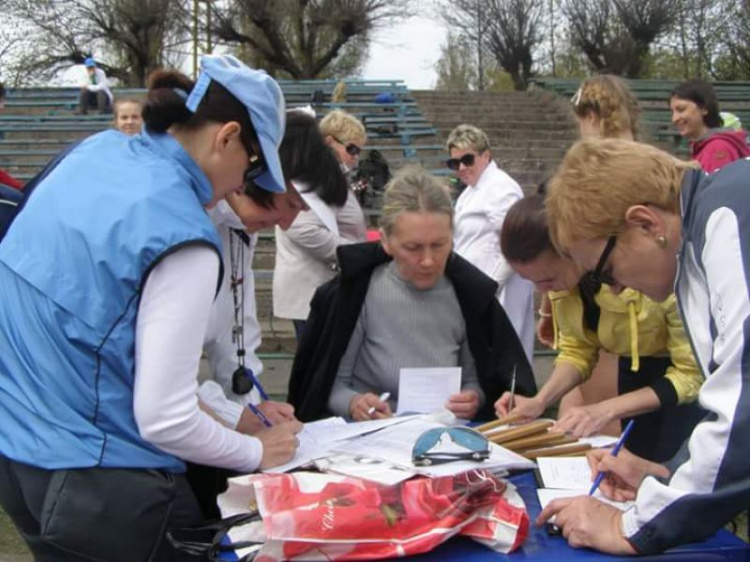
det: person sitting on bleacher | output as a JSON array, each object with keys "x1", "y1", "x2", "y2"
[
  {"x1": 287, "y1": 166, "x2": 535, "y2": 423},
  {"x1": 669, "y1": 78, "x2": 750, "y2": 173},
  {"x1": 78, "y1": 57, "x2": 113, "y2": 115}
]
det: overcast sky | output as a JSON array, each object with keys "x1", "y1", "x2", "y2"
[{"x1": 363, "y1": 8, "x2": 445, "y2": 90}]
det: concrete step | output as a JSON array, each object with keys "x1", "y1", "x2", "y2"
[{"x1": 430, "y1": 120, "x2": 573, "y2": 132}]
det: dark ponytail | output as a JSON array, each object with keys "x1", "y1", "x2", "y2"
[
  {"x1": 281, "y1": 111, "x2": 348, "y2": 207},
  {"x1": 142, "y1": 70, "x2": 195, "y2": 133},
  {"x1": 143, "y1": 68, "x2": 261, "y2": 157}
]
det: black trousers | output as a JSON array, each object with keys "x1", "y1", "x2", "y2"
[
  {"x1": 0, "y1": 456, "x2": 205, "y2": 561},
  {"x1": 78, "y1": 90, "x2": 111, "y2": 114},
  {"x1": 618, "y1": 356, "x2": 706, "y2": 463}
]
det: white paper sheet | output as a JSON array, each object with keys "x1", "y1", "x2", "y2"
[
  {"x1": 314, "y1": 453, "x2": 417, "y2": 485},
  {"x1": 261, "y1": 415, "x2": 422, "y2": 473},
  {"x1": 536, "y1": 488, "x2": 633, "y2": 513},
  {"x1": 331, "y1": 417, "x2": 534, "y2": 476},
  {"x1": 579, "y1": 434, "x2": 619, "y2": 448},
  {"x1": 396, "y1": 367, "x2": 461, "y2": 414},
  {"x1": 536, "y1": 456, "x2": 593, "y2": 490}
]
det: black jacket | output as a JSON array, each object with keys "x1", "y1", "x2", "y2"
[{"x1": 287, "y1": 242, "x2": 536, "y2": 422}]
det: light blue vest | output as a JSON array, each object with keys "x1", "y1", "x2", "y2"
[{"x1": 0, "y1": 129, "x2": 221, "y2": 471}]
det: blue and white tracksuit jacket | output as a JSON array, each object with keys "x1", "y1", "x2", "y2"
[{"x1": 623, "y1": 161, "x2": 750, "y2": 553}]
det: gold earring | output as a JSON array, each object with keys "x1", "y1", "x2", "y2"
[{"x1": 657, "y1": 235, "x2": 667, "y2": 248}]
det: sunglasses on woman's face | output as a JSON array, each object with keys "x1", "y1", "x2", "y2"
[
  {"x1": 334, "y1": 137, "x2": 361, "y2": 157},
  {"x1": 244, "y1": 153, "x2": 267, "y2": 184},
  {"x1": 446, "y1": 154, "x2": 476, "y2": 171},
  {"x1": 412, "y1": 427, "x2": 490, "y2": 466},
  {"x1": 591, "y1": 235, "x2": 618, "y2": 285}
]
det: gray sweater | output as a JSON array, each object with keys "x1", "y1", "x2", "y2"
[{"x1": 328, "y1": 261, "x2": 483, "y2": 416}]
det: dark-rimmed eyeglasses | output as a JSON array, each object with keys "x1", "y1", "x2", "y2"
[
  {"x1": 591, "y1": 235, "x2": 617, "y2": 285},
  {"x1": 244, "y1": 153, "x2": 266, "y2": 184},
  {"x1": 333, "y1": 137, "x2": 361, "y2": 157},
  {"x1": 446, "y1": 154, "x2": 476, "y2": 171},
  {"x1": 412, "y1": 427, "x2": 490, "y2": 466}
]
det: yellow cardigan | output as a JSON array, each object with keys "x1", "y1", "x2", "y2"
[{"x1": 549, "y1": 285, "x2": 702, "y2": 404}]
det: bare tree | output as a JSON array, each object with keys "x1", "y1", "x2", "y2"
[
  {"x1": 438, "y1": 0, "x2": 493, "y2": 90},
  {"x1": 614, "y1": 0, "x2": 679, "y2": 76},
  {"x1": 485, "y1": 0, "x2": 544, "y2": 91},
  {"x1": 563, "y1": 0, "x2": 678, "y2": 77},
  {"x1": 4, "y1": 0, "x2": 189, "y2": 86},
  {"x1": 211, "y1": 0, "x2": 412, "y2": 79}
]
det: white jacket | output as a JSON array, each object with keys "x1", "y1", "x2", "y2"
[
  {"x1": 453, "y1": 161, "x2": 535, "y2": 360},
  {"x1": 203, "y1": 200, "x2": 263, "y2": 405},
  {"x1": 273, "y1": 185, "x2": 366, "y2": 320}
]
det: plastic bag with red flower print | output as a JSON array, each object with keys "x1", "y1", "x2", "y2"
[{"x1": 215, "y1": 469, "x2": 529, "y2": 561}]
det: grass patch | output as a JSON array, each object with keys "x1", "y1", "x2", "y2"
[{"x1": 0, "y1": 508, "x2": 29, "y2": 556}]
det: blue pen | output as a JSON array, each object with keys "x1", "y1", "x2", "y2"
[
  {"x1": 247, "y1": 401, "x2": 272, "y2": 428},
  {"x1": 588, "y1": 419, "x2": 635, "y2": 496},
  {"x1": 246, "y1": 368, "x2": 270, "y2": 401}
]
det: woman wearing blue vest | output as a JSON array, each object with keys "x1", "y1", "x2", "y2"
[{"x1": 0, "y1": 55, "x2": 302, "y2": 561}]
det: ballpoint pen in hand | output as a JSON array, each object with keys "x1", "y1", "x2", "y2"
[
  {"x1": 508, "y1": 365, "x2": 517, "y2": 413},
  {"x1": 588, "y1": 419, "x2": 635, "y2": 496},
  {"x1": 367, "y1": 392, "x2": 391, "y2": 416},
  {"x1": 246, "y1": 368, "x2": 270, "y2": 401},
  {"x1": 247, "y1": 401, "x2": 273, "y2": 428}
]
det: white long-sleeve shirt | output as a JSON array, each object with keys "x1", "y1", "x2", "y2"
[
  {"x1": 203, "y1": 200, "x2": 264, "y2": 405},
  {"x1": 134, "y1": 246, "x2": 262, "y2": 472}
]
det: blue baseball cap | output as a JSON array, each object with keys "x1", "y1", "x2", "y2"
[
  {"x1": 84, "y1": 57, "x2": 96, "y2": 68},
  {"x1": 186, "y1": 54, "x2": 286, "y2": 194}
]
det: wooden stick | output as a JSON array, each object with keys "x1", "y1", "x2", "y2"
[
  {"x1": 487, "y1": 420, "x2": 554, "y2": 444},
  {"x1": 475, "y1": 411, "x2": 524, "y2": 433},
  {"x1": 522, "y1": 442, "x2": 592, "y2": 460},
  {"x1": 502, "y1": 432, "x2": 576, "y2": 452}
]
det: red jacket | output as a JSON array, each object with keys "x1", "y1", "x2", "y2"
[
  {"x1": 0, "y1": 168, "x2": 22, "y2": 190},
  {"x1": 692, "y1": 129, "x2": 750, "y2": 173}
]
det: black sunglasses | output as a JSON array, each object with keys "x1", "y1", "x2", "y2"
[
  {"x1": 334, "y1": 137, "x2": 361, "y2": 157},
  {"x1": 446, "y1": 153, "x2": 476, "y2": 171},
  {"x1": 592, "y1": 235, "x2": 617, "y2": 285},
  {"x1": 412, "y1": 427, "x2": 490, "y2": 466}
]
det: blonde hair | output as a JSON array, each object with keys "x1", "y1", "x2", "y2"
[
  {"x1": 571, "y1": 75, "x2": 640, "y2": 139},
  {"x1": 319, "y1": 109, "x2": 365, "y2": 144},
  {"x1": 445, "y1": 124, "x2": 491, "y2": 153},
  {"x1": 331, "y1": 80, "x2": 347, "y2": 103},
  {"x1": 379, "y1": 166, "x2": 453, "y2": 237},
  {"x1": 546, "y1": 139, "x2": 697, "y2": 252}
]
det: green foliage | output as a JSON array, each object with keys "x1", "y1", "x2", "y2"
[
  {"x1": 434, "y1": 34, "x2": 477, "y2": 91},
  {"x1": 434, "y1": 33, "x2": 517, "y2": 91}
]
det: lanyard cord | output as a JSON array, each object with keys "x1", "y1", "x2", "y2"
[{"x1": 229, "y1": 230, "x2": 246, "y2": 370}]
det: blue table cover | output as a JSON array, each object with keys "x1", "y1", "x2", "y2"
[{"x1": 222, "y1": 471, "x2": 749, "y2": 561}]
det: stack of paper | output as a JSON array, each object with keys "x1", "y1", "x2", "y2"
[
  {"x1": 263, "y1": 413, "x2": 535, "y2": 483},
  {"x1": 535, "y1": 456, "x2": 633, "y2": 511}
]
